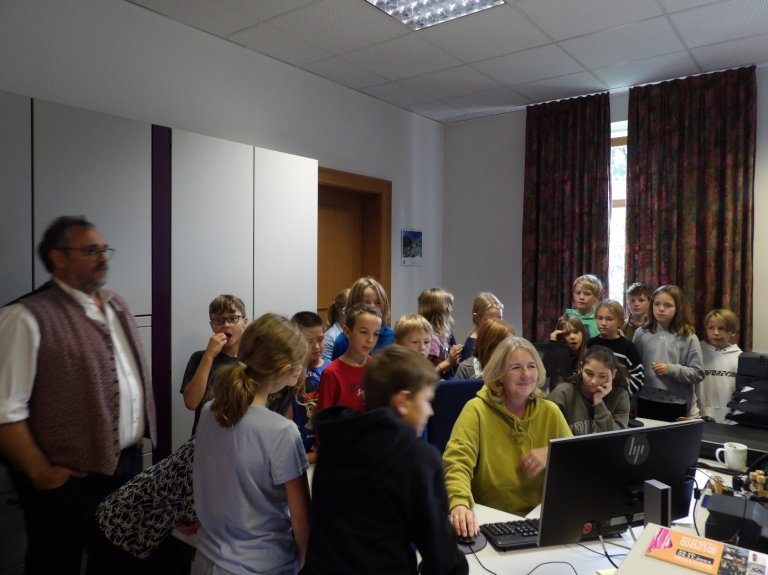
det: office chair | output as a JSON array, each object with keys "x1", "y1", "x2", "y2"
[
  {"x1": 427, "y1": 378, "x2": 483, "y2": 453},
  {"x1": 533, "y1": 341, "x2": 572, "y2": 392}
]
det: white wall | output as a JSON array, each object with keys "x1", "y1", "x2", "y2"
[
  {"x1": 0, "y1": 0, "x2": 444, "y2": 321},
  {"x1": 444, "y1": 68, "x2": 768, "y2": 351},
  {"x1": 0, "y1": 91, "x2": 31, "y2": 305},
  {"x1": 443, "y1": 112, "x2": 527, "y2": 341}
]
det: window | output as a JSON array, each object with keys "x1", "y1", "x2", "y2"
[{"x1": 608, "y1": 122, "x2": 627, "y2": 302}]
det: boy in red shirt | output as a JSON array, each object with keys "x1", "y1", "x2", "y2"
[{"x1": 317, "y1": 303, "x2": 381, "y2": 413}]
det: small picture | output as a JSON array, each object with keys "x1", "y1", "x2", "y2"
[{"x1": 401, "y1": 229, "x2": 422, "y2": 266}]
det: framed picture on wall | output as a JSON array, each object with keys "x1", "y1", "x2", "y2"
[{"x1": 401, "y1": 229, "x2": 422, "y2": 266}]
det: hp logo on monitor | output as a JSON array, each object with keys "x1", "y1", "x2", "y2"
[{"x1": 624, "y1": 434, "x2": 650, "y2": 465}]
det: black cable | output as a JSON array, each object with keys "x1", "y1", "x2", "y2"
[
  {"x1": 696, "y1": 469, "x2": 737, "y2": 494},
  {"x1": 575, "y1": 541, "x2": 629, "y2": 557},
  {"x1": 524, "y1": 561, "x2": 578, "y2": 575},
  {"x1": 466, "y1": 546, "x2": 499, "y2": 575},
  {"x1": 598, "y1": 535, "x2": 619, "y2": 568}
]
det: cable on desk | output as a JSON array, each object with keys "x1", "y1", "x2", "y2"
[
  {"x1": 466, "y1": 546, "x2": 499, "y2": 575},
  {"x1": 597, "y1": 533, "x2": 619, "y2": 569},
  {"x1": 575, "y1": 542, "x2": 628, "y2": 557},
  {"x1": 524, "y1": 561, "x2": 578, "y2": 575},
  {"x1": 686, "y1": 473, "x2": 702, "y2": 536}
]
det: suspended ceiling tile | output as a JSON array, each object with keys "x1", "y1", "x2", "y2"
[
  {"x1": 447, "y1": 86, "x2": 531, "y2": 110},
  {"x1": 657, "y1": 0, "x2": 728, "y2": 12},
  {"x1": 419, "y1": 4, "x2": 550, "y2": 63},
  {"x1": 398, "y1": 65, "x2": 503, "y2": 100},
  {"x1": 265, "y1": 0, "x2": 407, "y2": 55},
  {"x1": 361, "y1": 81, "x2": 435, "y2": 108},
  {"x1": 560, "y1": 17, "x2": 685, "y2": 69},
  {"x1": 514, "y1": 71, "x2": 608, "y2": 102},
  {"x1": 691, "y1": 33, "x2": 768, "y2": 70},
  {"x1": 345, "y1": 34, "x2": 462, "y2": 80},
  {"x1": 670, "y1": 0, "x2": 768, "y2": 48},
  {"x1": 517, "y1": 0, "x2": 662, "y2": 41},
  {"x1": 304, "y1": 56, "x2": 389, "y2": 89},
  {"x1": 229, "y1": 23, "x2": 332, "y2": 66},
  {"x1": 592, "y1": 51, "x2": 700, "y2": 89},
  {"x1": 474, "y1": 44, "x2": 584, "y2": 85}
]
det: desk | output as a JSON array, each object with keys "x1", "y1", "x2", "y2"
[
  {"x1": 464, "y1": 457, "x2": 735, "y2": 574},
  {"x1": 467, "y1": 504, "x2": 631, "y2": 574}
]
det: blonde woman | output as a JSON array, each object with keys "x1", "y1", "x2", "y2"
[{"x1": 443, "y1": 337, "x2": 571, "y2": 538}]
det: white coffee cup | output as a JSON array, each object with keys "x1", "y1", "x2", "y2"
[{"x1": 715, "y1": 442, "x2": 748, "y2": 471}]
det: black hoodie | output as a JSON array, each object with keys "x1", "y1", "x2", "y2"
[{"x1": 302, "y1": 406, "x2": 468, "y2": 575}]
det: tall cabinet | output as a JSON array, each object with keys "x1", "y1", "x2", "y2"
[{"x1": 0, "y1": 91, "x2": 319, "y2": 569}]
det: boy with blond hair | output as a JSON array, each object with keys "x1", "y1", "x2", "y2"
[
  {"x1": 564, "y1": 274, "x2": 602, "y2": 338},
  {"x1": 697, "y1": 309, "x2": 742, "y2": 423},
  {"x1": 394, "y1": 314, "x2": 433, "y2": 358},
  {"x1": 304, "y1": 346, "x2": 467, "y2": 575}
]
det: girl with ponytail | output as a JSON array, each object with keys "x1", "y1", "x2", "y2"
[{"x1": 192, "y1": 313, "x2": 310, "y2": 575}]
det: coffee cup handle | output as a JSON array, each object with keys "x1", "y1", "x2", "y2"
[{"x1": 715, "y1": 447, "x2": 725, "y2": 465}]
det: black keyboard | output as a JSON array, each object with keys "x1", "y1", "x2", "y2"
[{"x1": 480, "y1": 519, "x2": 540, "y2": 551}]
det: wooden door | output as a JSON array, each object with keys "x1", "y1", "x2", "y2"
[{"x1": 317, "y1": 168, "x2": 391, "y2": 322}]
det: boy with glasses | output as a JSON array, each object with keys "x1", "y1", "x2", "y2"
[{"x1": 180, "y1": 294, "x2": 248, "y2": 435}]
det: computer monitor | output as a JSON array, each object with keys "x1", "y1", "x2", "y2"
[{"x1": 538, "y1": 419, "x2": 704, "y2": 547}]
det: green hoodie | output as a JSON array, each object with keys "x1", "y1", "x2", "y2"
[{"x1": 443, "y1": 386, "x2": 572, "y2": 517}]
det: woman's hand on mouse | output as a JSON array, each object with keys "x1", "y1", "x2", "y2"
[{"x1": 450, "y1": 504, "x2": 478, "y2": 538}]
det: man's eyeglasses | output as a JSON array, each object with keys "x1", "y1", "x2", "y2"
[
  {"x1": 210, "y1": 315, "x2": 244, "y2": 326},
  {"x1": 56, "y1": 246, "x2": 116, "y2": 260}
]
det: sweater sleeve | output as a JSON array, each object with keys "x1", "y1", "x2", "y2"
[
  {"x1": 623, "y1": 340, "x2": 645, "y2": 394},
  {"x1": 442, "y1": 401, "x2": 481, "y2": 512},
  {"x1": 414, "y1": 447, "x2": 469, "y2": 575},
  {"x1": 668, "y1": 335, "x2": 705, "y2": 386},
  {"x1": 593, "y1": 389, "x2": 630, "y2": 432}
]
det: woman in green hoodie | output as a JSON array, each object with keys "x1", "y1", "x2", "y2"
[{"x1": 443, "y1": 337, "x2": 572, "y2": 538}]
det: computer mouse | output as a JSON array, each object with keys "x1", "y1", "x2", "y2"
[{"x1": 457, "y1": 534, "x2": 476, "y2": 546}]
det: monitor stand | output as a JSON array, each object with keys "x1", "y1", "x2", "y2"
[{"x1": 644, "y1": 479, "x2": 671, "y2": 527}]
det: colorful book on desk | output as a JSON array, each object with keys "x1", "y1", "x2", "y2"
[{"x1": 645, "y1": 526, "x2": 768, "y2": 574}]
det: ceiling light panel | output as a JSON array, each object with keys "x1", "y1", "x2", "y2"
[{"x1": 365, "y1": 0, "x2": 504, "y2": 30}]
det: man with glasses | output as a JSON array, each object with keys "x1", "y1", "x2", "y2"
[
  {"x1": 180, "y1": 294, "x2": 248, "y2": 436},
  {"x1": 0, "y1": 215, "x2": 156, "y2": 575}
]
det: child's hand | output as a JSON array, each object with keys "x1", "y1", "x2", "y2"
[
  {"x1": 592, "y1": 379, "x2": 613, "y2": 404},
  {"x1": 550, "y1": 329, "x2": 564, "y2": 342},
  {"x1": 651, "y1": 361, "x2": 669, "y2": 376},
  {"x1": 448, "y1": 344, "x2": 463, "y2": 365},
  {"x1": 204, "y1": 332, "x2": 227, "y2": 358}
]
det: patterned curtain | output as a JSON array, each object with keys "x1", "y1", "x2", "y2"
[
  {"x1": 625, "y1": 67, "x2": 756, "y2": 350},
  {"x1": 522, "y1": 93, "x2": 611, "y2": 342}
]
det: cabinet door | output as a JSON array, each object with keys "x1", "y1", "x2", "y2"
[
  {"x1": 170, "y1": 130, "x2": 254, "y2": 449},
  {"x1": 252, "y1": 147, "x2": 317, "y2": 317},
  {"x1": 0, "y1": 91, "x2": 32, "y2": 305},
  {"x1": 33, "y1": 100, "x2": 152, "y2": 315}
]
